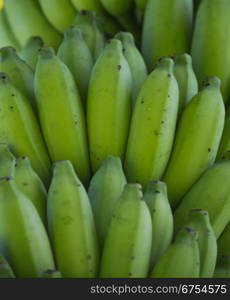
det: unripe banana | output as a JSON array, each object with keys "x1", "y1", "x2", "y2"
[
  {"x1": 0, "y1": 72, "x2": 51, "y2": 184},
  {"x1": 73, "y1": 10, "x2": 105, "y2": 61},
  {"x1": 57, "y1": 26, "x2": 93, "y2": 102},
  {"x1": 214, "y1": 255, "x2": 230, "y2": 278},
  {"x1": 174, "y1": 161, "x2": 230, "y2": 238},
  {"x1": 19, "y1": 36, "x2": 44, "y2": 71},
  {"x1": 216, "y1": 105, "x2": 230, "y2": 162},
  {"x1": 87, "y1": 39, "x2": 132, "y2": 173},
  {"x1": 35, "y1": 47, "x2": 90, "y2": 186},
  {"x1": 47, "y1": 160, "x2": 99, "y2": 278},
  {"x1": 191, "y1": 0, "x2": 230, "y2": 103},
  {"x1": 0, "y1": 254, "x2": 15, "y2": 278},
  {"x1": 114, "y1": 32, "x2": 147, "y2": 108},
  {"x1": 42, "y1": 269, "x2": 62, "y2": 278},
  {"x1": 150, "y1": 227, "x2": 200, "y2": 278},
  {"x1": 39, "y1": 0, "x2": 77, "y2": 32},
  {"x1": 4, "y1": 0, "x2": 61, "y2": 50},
  {"x1": 100, "y1": 183, "x2": 152, "y2": 278},
  {"x1": 0, "y1": 143, "x2": 15, "y2": 177},
  {"x1": 173, "y1": 53, "x2": 198, "y2": 115},
  {"x1": 142, "y1": 0, "x2": 193, "y2": 71},
  {"x1": 184, "y1": 209, "x2": 217, "y2": 278},
  {"x1": 163, "y1": 77, "x2": 225, "y2": 208},
  {"x1": 124, "y1": 57, "x2": 179, "y2": 188},
  {"x1": 70, "y1": 0, "x2": 121, "y2": 36},
  {"x1": 0, "y1": 9, "x2": 19, "y2": 50},
  {"x1": 0, "y1": 46, "x2": 35, "y2": 109},
  {"x1": 14, "y1": 156, "x2": 47, "y2": 225},
  {"x1": 144, "y1": 180, "x2": 173, "y2": 270},
  {"x1": 88, "y1": 155, "x2": 127, "y2": 247},
  {"x1": 0, "y1": 176, "x2": 55, "y2": 278}
]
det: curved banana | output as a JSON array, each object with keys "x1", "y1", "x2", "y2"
[
  {"x1": 174, "y1": 161, "x2": 230, "y2": 238},
  {"x1": 0, "y1": 72, "x2": 51, "y2": 184},
  {"x1": 124, "y1": 57, "x2": 179, "y2": 188},
  {"x1": 99, "y1": 183, "x2": 152, "y2": 278},
  {"x1": 47, "y1": 160, "x2": 99, "y2": 278},
  {"x1": 114, "y1": 31, "x2": 147, "y2": 107},
  {"x1": 150, "y1": 227, "x2": 200, "y2": 278},
  {"x1": 0, "y1": 143, "x2": 15, "y2": 177},
  {"x1": 87, "y1": 39, "x2": 132, "y2": 173},
  {"x1": 216, "y1": 105, "x2": 230, "y2": 161},
  {"x1": 184, "y1": 209, "x2": 217, "y2": 278},
  {"x1": 42, "y1": 269, "x2": 62, "y2": 278},
  {"x1": 173, "y1": 53, "x2": 198, "y2": 115},
  {"x1": 88, "y1": 155, "x2": 127, "y2": 247},
  {"x1": 57, "y1": 26, "x2": 93, "y2": 102},
  {"x1": 0, "y1": 176, "x2": 55, "y2": 278},
  {"x1": 14, "y1": 156, "x2": 47, "y2": 225},
  {"x1": 144, "y1": 180, "x2": 173, "y2": 270},
  {"x1": 73, "y1": 10, "x2": 105, "y2": 61},
  {"x1": 142, "y1": 0, "x2": 193, "y2": 71},
  {"x1": 39, "y1": 0, "x2": 77, "y2": 32},
  {"x1": 70, "y1": 0, "x2": 120, "y2": 36},
  {"x1": 214, "y1": 255, "x2": 230, "y2": 278},
  {"x1": 191, "y1": 0, "x2": 230, "y2": 103},
  {"x1": 0, "y1": 254, "x2": 15, "y2": 278},
  {"x1": 34, "y1": 47, "x2": 90, "y2": 186},
  {"x1": 163, "y1": 77, "x2": 225, "y2": 208},
  {"x1": 19, "y1": 36, "x2": 44, "y2": 71},
  {"x1": 0, "y1": 9, "x2": 19, "y2": 50},
  {"x1": 0, "y1": 46, "x2": 35, "y2": 109},
  {"x1": 4, "y1": 0, "x2": 61, "y2": 49}
]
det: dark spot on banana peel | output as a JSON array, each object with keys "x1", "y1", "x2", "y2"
[
  {"x1": 154, "y1": 129, "x2": 160, "y2": 136},
  {"x1": 117, "y1": 65, "x2": 121, "y2": 70},
  {"x1": 208, "y1": 148, "x2": 211, "y2": 152},
  {"x1": 168, "y1": 74, "x2": 171, "y2": 77},
  {"x1": 86, "y1": 254, "x2": 92, "y2": 260},
  {"x1": 11, "y1": 94, "x2": 15, "y2": 97},
  {"x1": 141, "y1": 98, "x2": 144, "y2": 104},
  {"x1": 9, "y1": 106, "x2": 14, "y2": 110},
  {"x1": 155, "y1": 190, "x2": 160, "y2": 194},
  {"x1": 22, "y1": 182, "x2": 28, "y2": 186},
  {"x1": 130, "y1": 256, "x2": 135, "y2": 260},
  {"x1": 128, "y1": 272, "x2": 132, "y2": 276}
]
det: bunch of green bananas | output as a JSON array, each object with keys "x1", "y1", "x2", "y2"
[{"x1": 0, "y1": 0, "x2": 230, "y2": 278}]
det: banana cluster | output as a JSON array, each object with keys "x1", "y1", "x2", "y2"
[{"x1": 0, "y1": 0, "x2": 230, "y2": 278}]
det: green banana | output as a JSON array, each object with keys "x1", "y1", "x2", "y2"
[
  {"x1": 142, "y1": 0, "x2": 193, "y2": 71},
  {"x1": 87, "y1": 39, "x2": 132, "y2": 173},
  {"x1": 191, "y1": 0, "x2": 230, "y2": 103},
  {"x1": 0, "y1": 176, "x2": 55, "y2": 278},
  {"x1": 163, "y1": 77, "x2": 225, "y2": 208},
  {"x1": 4, "y1": 0, "x2": 61, "y2": 50},
  {"x1": 173, "y1": 53, "x2": 198, "y2": 115},
  {"x1": 0, "y1": 9, "x2": 19, "y2": 50},
  {"x1": 214, "y1": 256, "x2": 230, "y2": 278},
  {"x1": 39, "y1": 0, "x2": 77, "y2": 32},
  {"x1": 47, "y1": 160, "x2": 99, "y2": 278},
  {"x1": 73, "y1": 10, "x2": 105, "y2": 61},
  {"x1": 34, "y1": 47, "x2": 90, "y2": 186},
  {"x1": 144, "y1": 180, "x2": 173, "y2": 270},
  {"x1": 19, "y1": 36, "x2": 44, "y2": 71},
  {"x1": 88, "y1": 155, "x2": 127, "y2": 247},
  {"x1": 216, "y1": 105, "x2": 230, "y2": 161},
  {"x1": 70, "y1": 0, "x2": 120, "y2": 36},
  {"x1": 114, "y1": 31, "x2": 147, "y2": 107},
  {"x1": 0, "y1": 143, "x2": 15, "y2": 177},
  {"x1": 14, "y1": 156, "x2": 47, "y2": 225},
  {"x1": 174, "y1": 161, "x2": 230, "y2": 238},
  {"x1": 0, "y1": 46, "x2": 35, "y2": 109},
  {"x1": 150, "y1": 227, "x2": 200, "y2": 278},
  {"x1": 0, "y1": 72, "x2": 51, "y2": 184},
  {"x1": 124, "y1": 57, "x2": 179, "y2": 188},
  {"x1": 0, "y1": 254, "x2": 15, "y2": 278},
  {"x1": 100, "y1": 183, "x2": 152, "y2": 278},
  {"x1": 184, "y1": 209, "x2": 217, "y2": 278},
  {"x1": 42, "y1": 269, "x2": 62, "y2": 278},
  {"x1": 57, "y1": 26, "x2": 93, "y2": 102}
]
